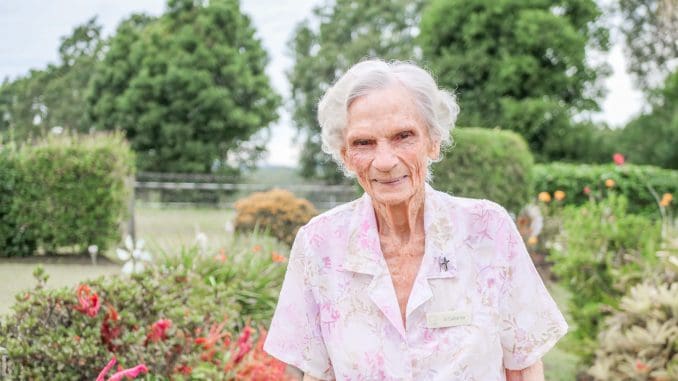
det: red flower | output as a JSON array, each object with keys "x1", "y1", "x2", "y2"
[
  {"x1": 175, "y1": 364, "x2": 192, "y2": 375},
  {"x1": 613, "y1": 153, "x2": 625, "y2": 166},
  {"x1": 74, "y1": 284, "x2": 100, "y2": 317},
  {"x1": 145, "y1": 319, "x2": 172, "y2": 345},
  {"x1": 101, "y1": 304, "x2": 122, "y2": 352},
  {"x1": 635, "y1": 360, "x2": 649, "y2": 373},
  {"x1": 583, "y1": 186, "x2": 591, "y2": 195},
  {"x1": 233, "y1": 324, "x2": 253, "y2": 364},
  {"x1": 96, "y1": 357, "x2": 148, "y2": 381},
  {"x1": 194, "y1": 321, "x2": 229, "y2": 350}
]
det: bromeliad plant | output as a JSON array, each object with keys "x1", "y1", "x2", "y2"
[
  {"x1": 589, "y1": 224, "x2": 678, "y2": 381},
  {"x1": 0, "y1": 232, "x2": 292, "y2": 380}
]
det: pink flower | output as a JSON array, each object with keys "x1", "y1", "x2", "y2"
[
  {"x1": 96, "y1": 357, "x2": 148, "y2": 381},
  {"x1": 74, "y1": 284, "x2": 100, "y2": 317},
  {"x1": 145, "y1": 319, "x2": 172, "y2": 344},
  {"x1": 613, "y1": 153, "x2": 625, "y2": 166},
  {"x1": 583, "y1": 186, "x2": 591, "y2": 195}
]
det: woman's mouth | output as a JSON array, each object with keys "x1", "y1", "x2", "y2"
[{"x1": 374, "y1": 175, "x2": 408, "y2": 185}]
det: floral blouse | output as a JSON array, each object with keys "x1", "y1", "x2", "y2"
[{"x1": 264, "y1": 184, "x2": 568, "y2": 380}]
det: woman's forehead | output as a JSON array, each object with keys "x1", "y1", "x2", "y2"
[{"x1": 346, "y1": 86, "x2": 426, "y2": 135}]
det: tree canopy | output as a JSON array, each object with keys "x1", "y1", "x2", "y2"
[
  {"x1": 617, "y1": 0, "x2": 678, "y2": 92},
  {"x1": 419, "y1": 0, "x2": 610, "y2": 161},
  {"x1": 617, "y1": 69, "x2": 678, "y2": 169},
  {"x1": 87, "y1": 0, "x2": 280, "y2": 173},
  {"x1": 0, "y1": 17, "x2": 103, "y2": 142},
  {"x1": 287, "y1": 0, "x2": 425, "y2": 183}
]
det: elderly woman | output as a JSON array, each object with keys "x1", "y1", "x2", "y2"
[{"x1": 264, "y1": 59, "x2": 567, "y2": 380}]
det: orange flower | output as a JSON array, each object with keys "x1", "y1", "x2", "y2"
[
  {"x1": 271, "y1": 252, "x2": 286, "y2": 263},
  {"x1": 605, "y1": 179, "x2": 615, "y2": 188},
  {"x1": 538, "y1": 192, "x2": 551, "y2": 203},
  {"x1": 527, "y1": 236, "x2": 538, "y2": 246},
  {"x1": 660, "y1": 193, "x2": 673, "y2": 207},
  {"x1": 252, "y1": 245, "x2": 262, "y2": 253},
  {"x1": 214, "y1": 248, "x2": 228, "y2": 262},
  {"x1": 554, "y1": 190, "x2": 566, "y2": 201}
]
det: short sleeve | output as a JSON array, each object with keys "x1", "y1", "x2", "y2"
[
  {"x1": 495, "y1": 207, "x2": 568, "y2": 370},
  {"x1": 264, "y1": 226, "x2": 335, "y2": 380}
]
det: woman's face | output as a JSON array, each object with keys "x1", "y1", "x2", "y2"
[{"x1": 342, "y1": 85, "x2": 439, "y2": 206}]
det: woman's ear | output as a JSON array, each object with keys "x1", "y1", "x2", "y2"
[
  {"x1": 341, "y1": 146, "x2": 353, "y2": 172},
  {"x1": 428, "y1": 141, "x2": 441, "y2": 161}
]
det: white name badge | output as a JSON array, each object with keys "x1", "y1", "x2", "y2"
[{"x1": 426, "y1": 310, "x2": 472, "y2": 328}]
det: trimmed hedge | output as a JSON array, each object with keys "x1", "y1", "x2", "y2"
[
  {"x1": 0, "y1": 146, "x2": 37, "y2": 256},
  {"x1": 431, "y1": 127, "x2": 534, "y2": 213},
  {"x1": 0, "y1": 133, "x2": 134, "y2": 257},
  {"x1": 533, "y1": 162, "x2": 678, "y2": 216}
]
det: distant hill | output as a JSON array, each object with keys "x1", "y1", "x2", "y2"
[{"x1": 242, "y1": 165, "x2": 310, "y2": 185}]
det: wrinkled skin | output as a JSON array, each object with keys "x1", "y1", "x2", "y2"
[{"x1": 299, "y1": 84, "x2": 544, "y2": 380}]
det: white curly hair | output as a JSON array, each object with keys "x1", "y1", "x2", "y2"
[{"x1": 317, "y1": 59, "x2": 460, "y2": 178}]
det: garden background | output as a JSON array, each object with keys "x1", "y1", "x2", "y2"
[{"x1": 0, "y1": 0, "x2": 677, "y2": 380}]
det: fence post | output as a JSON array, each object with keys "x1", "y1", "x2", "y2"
[{"x1": 127, "y1": 177, "x2": 136, "y2": 242}]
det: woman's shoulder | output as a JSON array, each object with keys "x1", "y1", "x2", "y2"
[
  {"x1": 297, "y1": 196, "x2": 364, "y2": 238},
  {"x1": 428, "y1": 186, "x2": 508, "y2": 218}
]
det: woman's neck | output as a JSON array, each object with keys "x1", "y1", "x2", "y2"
[{"x1": 372, "y1": 187, "x2": 425, "y2": 246}]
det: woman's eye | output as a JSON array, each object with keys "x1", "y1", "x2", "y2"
[
  {"x1": 353, "y1": 139, "x2": 371, "y2": 146},
  {"x1": 397, "y1": 131, "x2": 413, "y2": 140}
]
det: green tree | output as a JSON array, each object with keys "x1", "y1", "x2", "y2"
[
  {"x1": 419, "y1": 0, "x2": 610, "y2": 161},
  {"x1": 0, "y1": 18, "x2": 103, "y2": 142},
  {"x1": 617, "y1": 69, "x2": 678, "y2": 169},
  {"x1": 87, "y1": 0, "x2": 280, "y2": 173},
  {"x1": 288, "y1": 0, "x2": 426, "y2": 183},
  {"x1": 617, "y1": 0, "x2": 678, "y2": 91}
]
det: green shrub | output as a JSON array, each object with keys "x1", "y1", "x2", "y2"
[
  {"x1": 533, "y1": 162, "x2": 678, "y2": 216},
  {"x1": 234, "y1": 188, "x2": 317, "y2": 246},
  {"x1": 5, "y1": 132, "x2": 134, "y2": 256},
  {"x1": 431, "y1": 127, "x2": 534, "y2": 213},
  {"x1": 0, "y1": 234, "x2": 290, "y2": 380},
  {"x1": 550, "y1": 194, "x2": 662, "y2": 363}
]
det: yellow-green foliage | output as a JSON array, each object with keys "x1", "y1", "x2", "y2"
[
  {"x1": 234, "y1": 189, "x2": 317, "y2": 246},
  {"x1": 589, "y1": 234, "x2": 678, "y2": 381}
]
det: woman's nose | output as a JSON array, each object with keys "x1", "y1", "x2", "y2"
[{"x1": 372, "y1": 144, "x2": 398, "y2": 172}]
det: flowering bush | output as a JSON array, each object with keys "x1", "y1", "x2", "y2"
[
  {"x1": 549, "y1": 194, "x2": 662, "y2": 362},
  {"x1": 532, "y1": 161, "x2": 677, "y2": 216},
  {"x1": 234, "y1": 188, "x2": 317, "y2": 246},
  {"x1": 0, "y1": 234, "x2": 291, "y2": 380}
]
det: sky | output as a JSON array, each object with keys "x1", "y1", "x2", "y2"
[{"x1": 0, "y1": 0, "x2": 645, "y2": 167}]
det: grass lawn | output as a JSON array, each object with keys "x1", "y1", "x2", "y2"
[
  {"x1": 543, "y1": 282, "x2": 581, "y2": 381},
  {"x1": 134, "y1": 203, "x2": 235, "y2": 254},
  {"x1": 0, "y1": 205, "x2": 234, "y2": 317}
]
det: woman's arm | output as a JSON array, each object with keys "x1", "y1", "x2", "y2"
[{"x1": 505, "y1": 359, "x2": 544, "y2": 381}]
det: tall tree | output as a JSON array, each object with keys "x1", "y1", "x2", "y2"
[
  {"x1": 88, "y1": 0, "x2": 281, "y2": 174},
  {"x1": 0, "y1": 18, "x2": 103, "y2": 142},
  {"x1": 419, "y1": 0, "x2": 610, "y2": 161},
  {"x1": 617, "y1": 0, "x2": 678, "y2": 91},
  {"x1": 288, "y1": 0, "x2": 426, "y2": 183},
  {"x1": 617, "y1": 69, "x2": 678, "y2": 169}
]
